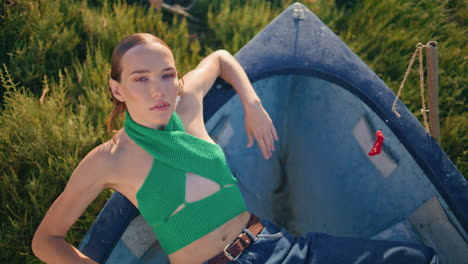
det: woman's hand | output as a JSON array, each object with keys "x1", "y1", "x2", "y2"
[{"x1": 244, "y1": 100, "x2": 278, "y2": 159}]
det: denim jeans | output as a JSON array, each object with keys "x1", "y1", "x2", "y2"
[{"x1": 206, "y1": 219, "x2": 438, "y2": 264}]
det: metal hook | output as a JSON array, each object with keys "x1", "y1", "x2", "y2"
[{"x1": 293, "y1": 4, "x2": 304, "y2": 20}]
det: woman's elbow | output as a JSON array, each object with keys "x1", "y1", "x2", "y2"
[
  {"x1": 31, "y1": 232, "x2": 42, "y2": 258},
  {"x1": 31, "y1": 228, "x2": 52, "y2": 260},
  {"x1": 214, "y1": 49, "x2": 231, "y2": 58}
]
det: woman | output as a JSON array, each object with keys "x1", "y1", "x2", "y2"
[{"x1": 32, "y1": 33, "x2": 436, "y2": 264}]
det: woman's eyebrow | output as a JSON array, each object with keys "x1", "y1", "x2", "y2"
[
  {"x1": 129, "y1": 68, "x2": 174, "y2": 75},
  {"x1": 129, "y1": 69, "x2": 150, "y2": 75},
  {"x1": 162, "y1": 67, "x2": 175, "y2": 72}
]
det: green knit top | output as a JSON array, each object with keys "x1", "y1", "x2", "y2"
[{"x1": 124, "y1": 111, "x2": 247, "y2": 254}]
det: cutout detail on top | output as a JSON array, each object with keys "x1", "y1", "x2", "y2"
[
  {"x1": 185, "y1": 172, "x2": 221, "y2": 203},
  {"x1": 168, "y1": 173, "x2": 231, "y2": 218}
]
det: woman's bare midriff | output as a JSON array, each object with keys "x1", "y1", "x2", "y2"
[
  {"x1": 168, "y1": 211, "x2": 251, "y2": 264},
  {"x1": 105, "y1": 129, "x2": 253, "y2": 264}
]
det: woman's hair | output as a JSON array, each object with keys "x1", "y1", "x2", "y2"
[{"x1": 106, "y1": 33, "x2": 183, "y2": 140}]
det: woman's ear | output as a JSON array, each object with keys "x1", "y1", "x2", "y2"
[{"x1": 109, "y1": 79, "x2": 125, "y2": 102}]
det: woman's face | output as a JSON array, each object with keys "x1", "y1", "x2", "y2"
[{"x1": 110, "y1": 42, "x2": 180, "y2": 129}]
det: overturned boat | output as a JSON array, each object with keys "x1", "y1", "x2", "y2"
[{"x1": 79, "y1": 3, "x2": 468, "y2": 263}]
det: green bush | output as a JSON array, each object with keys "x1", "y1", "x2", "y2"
[
  {"x1": 0, "y1": 0, "x2": 466, "y2": 263},
  {"x1": 0, "y1": 0, "x2": 84, "y2": 95},
  {"x1": 0, "y1": 65, "x2": 110, "y2": 262}
]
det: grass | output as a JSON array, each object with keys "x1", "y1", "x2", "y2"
[{"x1": 0, "y1": 0, "x2": 466, "y2": 263}]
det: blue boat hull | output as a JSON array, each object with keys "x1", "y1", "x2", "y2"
[{"x1": 79, "y1": 3, "x2": 468, "y2": 264}]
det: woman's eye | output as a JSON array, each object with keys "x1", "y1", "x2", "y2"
[
  {"x1": 136, "y1": 77, "x2": 147, "y2": 82},
  {"x1": 162, "y1": 74, "x2": 175, "y2": 79}
]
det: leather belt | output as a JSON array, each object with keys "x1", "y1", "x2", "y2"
[{"x1": 208, "y1": 214, "x2": 264, "y2": 264}]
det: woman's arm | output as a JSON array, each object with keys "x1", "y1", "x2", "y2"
[
  {"x1": 32, "y1": 147, "x2": 110, "y2": 264},
  {"x1": 182, "y1": 50, "x2": 278, "y2": 159}
]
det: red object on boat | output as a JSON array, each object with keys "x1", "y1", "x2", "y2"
[{"x1": 369, "y1": 130, "x2": 384, "y2": 156}]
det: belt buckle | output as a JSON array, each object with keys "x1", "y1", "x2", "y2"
[
  {"x1": 223, "y1": 239, "x2": 241, "y2": 261},
  {"x1": 223, "y1": 227, "x2": 257, "y2": 261}
]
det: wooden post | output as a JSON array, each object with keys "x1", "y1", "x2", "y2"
[{"x1": 425, "y1": 41, "x2": 440, "y2": 143}]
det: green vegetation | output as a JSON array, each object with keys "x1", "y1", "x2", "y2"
[{"x1": 1, "y1": 0, "x2": 466, "y2": 262}]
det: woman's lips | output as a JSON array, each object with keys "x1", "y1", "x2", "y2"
[
  {"x1": 151, "y1": 105, "x2": 170, "y2": 111},
  {"x1": 150, "y1": 101, "x2": 170, "y2": 111}
]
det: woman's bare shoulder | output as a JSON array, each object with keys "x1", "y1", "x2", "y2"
[
  {"x1": 176, "y1": 52, "x2": 223, "y2": 127},
  {"x1": 69, "y1": 137, "x2": 123, "y2": 189},
  {"x1": 176, "y1": 88, "x2": 202, "y2": 121}
]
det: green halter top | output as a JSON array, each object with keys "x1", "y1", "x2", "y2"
[{"x1": 124, "y1": 111, "x2": 247, "y2": 254}]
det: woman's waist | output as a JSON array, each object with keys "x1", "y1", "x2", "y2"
[{"x1": 168, "y1": 211, "x2": 252, "y2": 264}]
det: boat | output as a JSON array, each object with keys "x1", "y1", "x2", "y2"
[{"x1": 78, "y1": 3, "x2": 468, "y2": 263}]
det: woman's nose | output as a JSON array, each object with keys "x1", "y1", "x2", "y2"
[{"x1": 151, "y1": 86, "x2": 165, "y2": 98}]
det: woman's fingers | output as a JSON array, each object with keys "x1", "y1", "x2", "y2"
[
  {"x1": 256, "y1": 136, "x2": 268, "y2": 159},
  {"x1": 265, "y1": 128, "x2": 274, "y2": 152},
  {"x1": 244, "y1": 108, "x2": 279, "y2": 159},
  {"x1": 271, "y1": 123, "x2": 279, "y2": 141},
  {"x1": 246, "y1": 130, "x2": 254, "y2": 148},
  {"x1": 257, "y1": 130, "x2": 274, "y2": 159}
]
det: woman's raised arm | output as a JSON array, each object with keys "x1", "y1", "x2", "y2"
[
  {"x1": 182, "y1": 50, "x2": 278, "y2": 159},
  {"x1": 32, "y1": 146, "x2": 111, "y2": 264}
]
